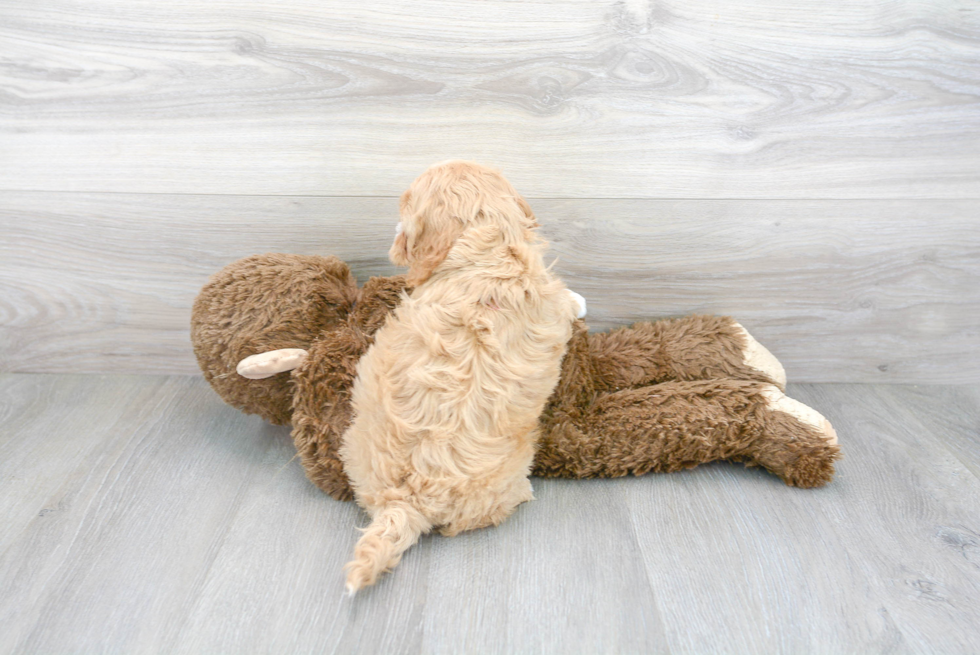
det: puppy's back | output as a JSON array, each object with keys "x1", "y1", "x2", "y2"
[
  {"x1": 341, "y1": 161, "x2": 577, "y2": 593},
  {"x1": 344, "y1": 274, "x2": 575, "y2": 495}
]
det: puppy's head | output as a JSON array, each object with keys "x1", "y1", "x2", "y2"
[{"x1": 390, "y1": 160, "x2": 537, "y2": 286}]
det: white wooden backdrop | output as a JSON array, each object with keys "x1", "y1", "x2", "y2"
[{"x1": 1, "y1": 0, "x2": 979, "y2": 381}]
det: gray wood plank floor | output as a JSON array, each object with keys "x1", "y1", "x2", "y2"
[{"x1": 2, "y1": 374, "x2": 979, "y2": 653}]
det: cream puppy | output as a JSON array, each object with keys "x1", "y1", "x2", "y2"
[{"x1": 340, "y1": 161, "x2": 578, "y2": 593}]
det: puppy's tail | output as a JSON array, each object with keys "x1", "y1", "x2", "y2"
[{"x1": 345, "y1": 501, "x2": 430, "y2": 595}]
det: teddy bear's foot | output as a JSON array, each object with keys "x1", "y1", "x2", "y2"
[
  {"x1": 761, "y1": 385, "x2": 837, "y2": 446},
  {"x1": 753, "y1": 385, "x2": 840, "y2": 488},
  {"x1": 734, "y1": 324, "x2": 787, "y2": 391}
]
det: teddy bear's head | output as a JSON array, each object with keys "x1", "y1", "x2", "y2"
[{"x1": 191, "y1": 254, "x2": 360, "y2": 425}]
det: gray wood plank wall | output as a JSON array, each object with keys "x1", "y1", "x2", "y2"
[
  {"x1": 2, "y1": 192, "x2": 979, "y2": 382},
  {"x1": 2, "y1": 0, "x2": 979, "y2": 198},
  {"x1": 1, "y1": 0, "x2": 979, "y2": 382}
]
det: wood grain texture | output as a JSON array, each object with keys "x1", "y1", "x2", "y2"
[
  {"x1": 2, "y1": 191, "x2": 978, "y2": 382},
  {"x1": 2, "y1": 374, "x2": 980, "y2": 653},
  {"x1": 1, "y1": 0, "x2": 979, "y2": 197}
]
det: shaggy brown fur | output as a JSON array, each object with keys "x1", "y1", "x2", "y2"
[
  {"x1": 287, "y1": 274, "x2": 408, "y2": 500},
  {"x1": 191, "y1": 255, "x2": 840, "y2": 502},
  {"x1": 539, "y1": 322, "x2": 837, "y2": 487}
]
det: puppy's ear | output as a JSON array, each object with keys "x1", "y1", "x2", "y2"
[
  {"x1": 389, "y1": 230, "x2": 409, "y2": 266},
  {"x1": 404, "y1": 218, "x2": 460, "y2": 286},
  {"x1": 390, "y1": 189, "x2": 413, "y2": 266},
  {"x1": 516, "y1": 195, "x2": 539, "y2": 229}
]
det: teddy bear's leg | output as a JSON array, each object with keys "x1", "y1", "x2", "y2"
[
  {"x1": 587, "y1": 315, "x2": 786, "y2": 392},
  {"x1": 746, "y1": 385, "x2": 839, "y2": 487},
  {"x1": 534, "y1": 379, "x2": 839, "y2": 488}
]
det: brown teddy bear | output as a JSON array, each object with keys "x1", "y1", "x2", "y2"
[{"x1": 191, "y1": 253, "x2": 840, "y2": 501}]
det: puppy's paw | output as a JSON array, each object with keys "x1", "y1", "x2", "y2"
[
  {"x1": 567, "y1": 290, "x2": 587, "y2": 319},
  {"x1": 734, "y1": 323, "x2": 786, "y2": 390},
  {"x1": 761, "y1": 385, "x2": 838, "y2": 447}
]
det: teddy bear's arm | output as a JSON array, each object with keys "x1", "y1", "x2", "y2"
[
  {"x1": 289, "y1": 319, "x2": 379, "y2": 501},
  {"x1": 237, "y1": 349, "x2": 309, "y2": 379},
  {"x1": 587, "y1": 315, "x2": 786, "y2": 392}
]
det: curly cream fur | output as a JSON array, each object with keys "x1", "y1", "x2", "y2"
[{"x1": 339, "y1": 162, "x2": 577, "y2": 592}]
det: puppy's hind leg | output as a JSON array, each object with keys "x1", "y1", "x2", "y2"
[
  {"x1": 345, "y1": 501, "x2": 431, "y2": 595},
  {"x1": 440, "y1": 475, "x2": 534, "y2": 537}
]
